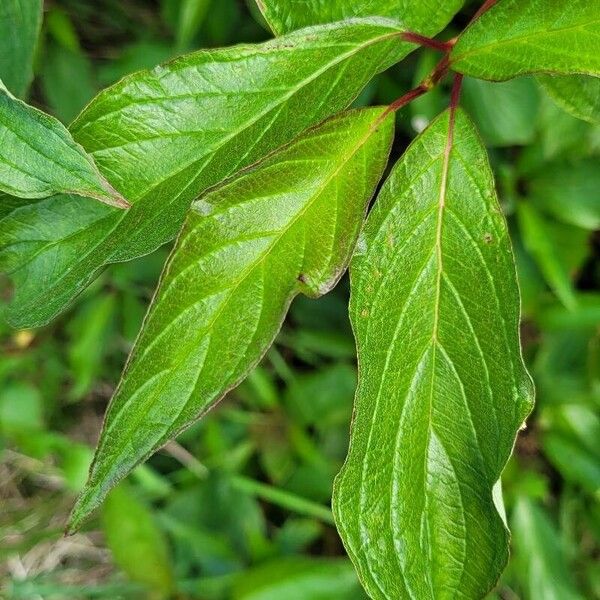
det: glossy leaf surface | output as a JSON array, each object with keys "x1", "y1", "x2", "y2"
[
  {"x1": 334, "y1": 109, "x2": 534, "y2": 599},
  {"x1": 68, "y1": 107, "x2": 394, "y2": 530},
  {"x1": 537, "y1": 74, "x2": 600, "y2": 124},
  {"x1": 256, "y1": 0, "x2": 464, "y2": 37},
  {"x1": 451, "y1": 0, "x2": 600, "y2": 80},
  {"x1": 0, "y1": 84, "x2": 127, "y2": 207},
  {"x1": 1, "y1": 19, "x2": 412, "y2": 329},
  {"x1": 0, "y1": 0, "x2": 42, "y2": 97}
]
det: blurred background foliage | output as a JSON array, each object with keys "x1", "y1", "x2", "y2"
[{"x1": 0, "y1": 1, "x2": 599, "y2": 598}]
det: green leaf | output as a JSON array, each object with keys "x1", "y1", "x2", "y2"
[
  {"x1": 232, "y1": 557, "x2": 367, "y2": 600},
  {"x1": 333, "y1": 109, "x2": 534, "y2": 599},
  {"x1": 256, "y1": 0, "x2": 464, "y2": 37},
  {"x1": 0, "y1": 0, "x2": 42, "y2": 97},
  {"x1": 543, "y1": 433, "x2": 600, "y2": 497},
  {"x1": 511, "y1": 498, "x2": 584, "y2": 600},
  {"x1": 528, "y1": 159, "x2": 600, "y2": 230},
  {"x1": 1, "y1": 18, "x2": 412, "y2": 329},
  {"x1": 102, "y1": 483, "x2": 175, "y2": 599},
  {"x1": 0, "y1": 83, "x2": 127, "y2": 208},
  {"x1": 516, "y1": 203, "x2": 588, "y2": 310},
  {"x1": 451, "y1": 0, "x2": 600, "y2": 81},
  {"x1": 537, "y1": 74, "x2": 600, "y2": 125},
  {"x1": 67, "y1": 293, "x2": 117, "y2": 400},
  {"x1": 461, "y1": 76, "x2": 540, "y2": 147},
  {"x1": 41, "y1": 44, "x2": 97, "y2": 125},
  {"x1": 68, "y1": 107, "x2": 394, "y2": 531}
]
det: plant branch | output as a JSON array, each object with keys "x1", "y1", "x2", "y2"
[
  {"x1": 401, "y1": 32, "x2": 454, "y2": 52},
  {"x1": 383, "y1": 55, "x2": 450, "y2": 117},
  {"x1": 471, "y1": 0, "x2": 499, "y2": 23}
]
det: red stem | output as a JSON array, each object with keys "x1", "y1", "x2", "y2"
[
  {"x1": 401, "y1": 32, "x2": 454, "y2": 53},
  {"x1": 470, "y1": 0, "x2": 498, "y2": 23}
]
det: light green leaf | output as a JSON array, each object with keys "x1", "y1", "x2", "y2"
[
  {"x1": 1, "y1": 18, "x2": 412, "y2": 329},
  {"x1": 528, "y1": 159, "x2": 600, "y2": 230},
  {"x1": 333, "y1": 109, "x2": 534, "y2": 599},
  {"x1": 232, "y1": 557, "x2": 366, "y2": 600},
  {"x1": 451, "y1": 0, "x2": 600, "y2": 81},
  {"x1": 68, "y1": 107, "x2": 394, "y2": 531},
  {"x1": 537, "y1": 74, "x2": 600, "y2": 125},
  {"x1": 0, "y1": 0, "x2": 42, "y2": 97},
  {"x1": 511, "y1": 498, "x2": 584, "y2": 600},
  {"x1": 0, "y1": 84, "x2": 128, "y2": 208},
  {"x1": 516, "y1": 203, "x2": 588, "y2": 310},
  {"x1": 256, "y1": 0, "x2": 464, "y2": 37},
  {"x1": 102, "y1": 483, "x2": 175, "y2": 599}
]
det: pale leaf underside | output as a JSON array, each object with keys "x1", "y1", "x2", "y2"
[
  {"x1": 333, "y1": 109, "x2": 534, "y2": 599},
  {"x1": 68, "y1": 107, "x2": 395, "y2": 531}
]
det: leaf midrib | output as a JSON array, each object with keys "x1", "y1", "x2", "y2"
[
  {"x1": 10, "y1": 27, "x2": 402, "y2": 312},
  {"x1": 101, "y1": 115, "x2": 385, "y2": 452}
]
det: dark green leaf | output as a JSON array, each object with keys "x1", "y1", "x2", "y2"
[
  {"x1": 0, "y1": 0, "x2": 42, "y2": 97},
  {"x1": 0, "y1": 83, "x2": 127, "y2": 207},
  {"x1": 232, "y1": 557, "x2": 366, "y2": 600},
  {"x1": 41, "y1": 45, "x2": 97, "y2": 124},
  {"x1": 537, "y1": 74, "x2": 600, "y2": 124},
  {"x1": 333, "y1": 109, "x2": 534, "y2": 599},
  {"x1": 2, "y1": 18, "x2": 412, "y2": 329},
  {"x1": 528, "y1": 159, "x2": 600, "y2": 230},
  {"x1": 451, "y1": 0, "x2": 600, "y2": 81},
  {"x1": 511, "y1": 498, "x2": 584, "y2": 600},
  {"x1": 102, "y1": 484, "x2": 175, "y2": 598},
  {"x1": 461, "y1": 77, "x2": 540, "y2": 147},
  {"x1": 517, "y1": 203, "x2": 589, "y2": 310},
  {"x1": 543, "y1": 433, "x2": 600, "y2": 496},
  {"x1": 256, "y1": 0, "x2": 464, "y2": 37},
  {"x1": 68, "y1": 107, "x2": 394, "y2": 530}
]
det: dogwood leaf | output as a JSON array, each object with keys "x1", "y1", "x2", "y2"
[
  {"x1": 451, "y1": 0, "x2": 600, "y2": 80},
  {"x1": 537, "y1": 74, "x2": 600, "y2": 124},
  {"x1": 0, "y1": 0, "x2": 42, "y2": 97},
  {"x1": 333, "y1": 109, "x2": 534, "y2": 599},
  {"x1": 0, "y1": 84, "x2": 127, "y2": 208},
  {"x1": 256, "y1": 0, "x2": 464, "y2": 37},
  {"x1": 68, "y1": 107, "x2": 394, "y2": 531},
  {"x1": 1, "y1": 19, "x2": 413, "y2": 329}
]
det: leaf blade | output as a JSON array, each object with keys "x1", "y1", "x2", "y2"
[
  {"x1": 0, "y1": 0, "x2": 42, "y2": 97},
  {"x1": 537, "y1": 74, "x2": 600, "y2": 125},
  {"x1": 451, "y1": 0, "x2": 600, "y2": 81},
  {"x1": 0, "y1": 85, "x2": 128, "y2": 208},
  {"x1": 2, "y1": 19, "x2": 412, "y2": 329},
  {"x1": 68, "y1": 107, "x2": 395, "y2": 531},
  {"x1": 333, "y1": 109, "x2": 534, "y2": 599},
  {"x1": 256, "y1": 0, "x2": 464, "y2": 37}
]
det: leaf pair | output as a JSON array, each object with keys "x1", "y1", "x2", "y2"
[
  {"x1": 68, "y1": 106, "x2": 395, "y2": 530},
  {"x1": 1, "y1": 18, "x2": 412, "y2": 328}
]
